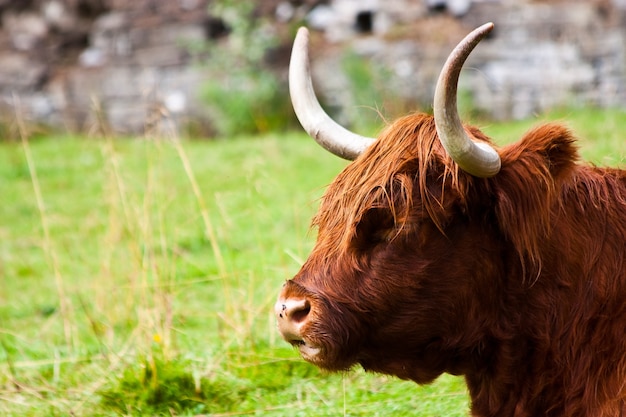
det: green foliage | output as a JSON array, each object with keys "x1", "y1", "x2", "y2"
[
  {"x1": 340, "y1": 51, "x2": 418, "y2": 135},
  {"x1": 98, "y1": 341, "x2": 323, "y2": 415},
  {"x1": 99, "y1": 348, "x2": 243, "y2": 415},
  {"x1": 202, "y1": 65, "x2": 291, "y2": 136},
  {"x1": 199, "y1": 0, "x2": 296, "y2": 137},
  {"x1": 340, "y1": 51, "x2": 387, "y2": 133}
]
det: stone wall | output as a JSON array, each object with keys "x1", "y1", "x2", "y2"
[
  {"x1": 0, "y1": 0, "x2": 212, "y2": 133},
  {"x1": 465, "y1": 0, "x2": 626, "y2": 119},
  {"x1": 309, "y1": 0, "x2": 626, "y2": 121},
  {"x1": 0, "y1": 0, "x2": 624, "y2": 135}
]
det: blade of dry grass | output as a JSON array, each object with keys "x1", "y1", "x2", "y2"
[{"x1": 13, "y1": 95, "x2": 75, "y2": 352}]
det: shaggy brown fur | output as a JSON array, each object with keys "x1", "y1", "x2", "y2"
[{"x1": 279, "y1": 112, "x2": 626, "y2": 416}]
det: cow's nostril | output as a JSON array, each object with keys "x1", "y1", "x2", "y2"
[
  {"x1": 290, "y1": 302, "x2": 311, "y2": 323},
  {"x1": 279, "y1": 298, "x2": 311, "y2": 322}
]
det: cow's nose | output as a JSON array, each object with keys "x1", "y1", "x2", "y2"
[{"x1": 275, "y1": 298, "x2": 311, "y2": 343}]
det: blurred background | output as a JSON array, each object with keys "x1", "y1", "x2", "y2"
[
  {"x1": 0, "y1": 0, "x2": 624, "y2": 139},
  {"x1": 2, "y1": 2, "x2": 625, "y2": 415}
]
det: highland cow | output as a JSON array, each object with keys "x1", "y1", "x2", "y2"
[{"x1": 275, "y1": 23, "x2": 626, "y2": 416}]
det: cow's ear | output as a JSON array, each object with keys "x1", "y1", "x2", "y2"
[
  {"x1": 501, "y1": 123, "x2": 579, "y2": 181},
  {"x1": 493, "y1": 123, "x2": 579, "y2": 269},
  {"x1": 353, "y1": 207, "x2": 396, "y2": 251}
]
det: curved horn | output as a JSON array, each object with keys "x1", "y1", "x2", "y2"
[
  {"x1": 290, "y1": 27, "x2": 375, "y2": 161},
  {"x1": 433, "y1": 22, "x2": 501, "y2": 178}
]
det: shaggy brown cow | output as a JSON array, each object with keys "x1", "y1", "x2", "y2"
[{"x1": 275, "y1": 23, "x2": 626, "y2": 416}]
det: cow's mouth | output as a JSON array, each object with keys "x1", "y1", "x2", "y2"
[{"x1": 290, "y1": 339, "x2": 322, "y2": 361}]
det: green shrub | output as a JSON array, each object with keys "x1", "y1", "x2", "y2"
[
  {"x1": 341, "y1": 51, "x2": 420, "y2": 135},
  {"x1": 199, "y1": 0, "x2": 297, "y2": 137},
  {"x1": 99, "y1": 354, "x2": 243, "y2": 415}
]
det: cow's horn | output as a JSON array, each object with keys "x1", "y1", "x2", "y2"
[
  {"x1": 290, "y1": 27, "x2": 375, "y2": 161},
  {"x1": 433, "y1": 22, "x2": 501, "y2": 178}
]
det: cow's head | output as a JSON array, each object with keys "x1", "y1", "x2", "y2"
[{"x1": 274, "y1": 23, "x2": 577, "y2": 382}]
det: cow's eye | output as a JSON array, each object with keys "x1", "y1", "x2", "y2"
[{"x1": 353, "y1": 208, "x2": 395, "y2": 251}]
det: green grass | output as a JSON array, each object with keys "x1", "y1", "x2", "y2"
[{"x1": 0, "y1": 107, "x2": 624, "y2": 416}]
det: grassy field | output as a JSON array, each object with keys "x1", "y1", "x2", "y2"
[{"x1": 0, "y1": 107, "x2": 624, "y2": 416}]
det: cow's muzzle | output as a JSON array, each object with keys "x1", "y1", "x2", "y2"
[{"x1": 275, "y1": 289, "x2": 322, "y2": 360}]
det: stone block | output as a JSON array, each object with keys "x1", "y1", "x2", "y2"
[
  {"x1": 134, "y1": 45, "x2": 187, "y2": 67},
  {"x1": 0, "y1": 52, "x2": 47, "y2": 90}
]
